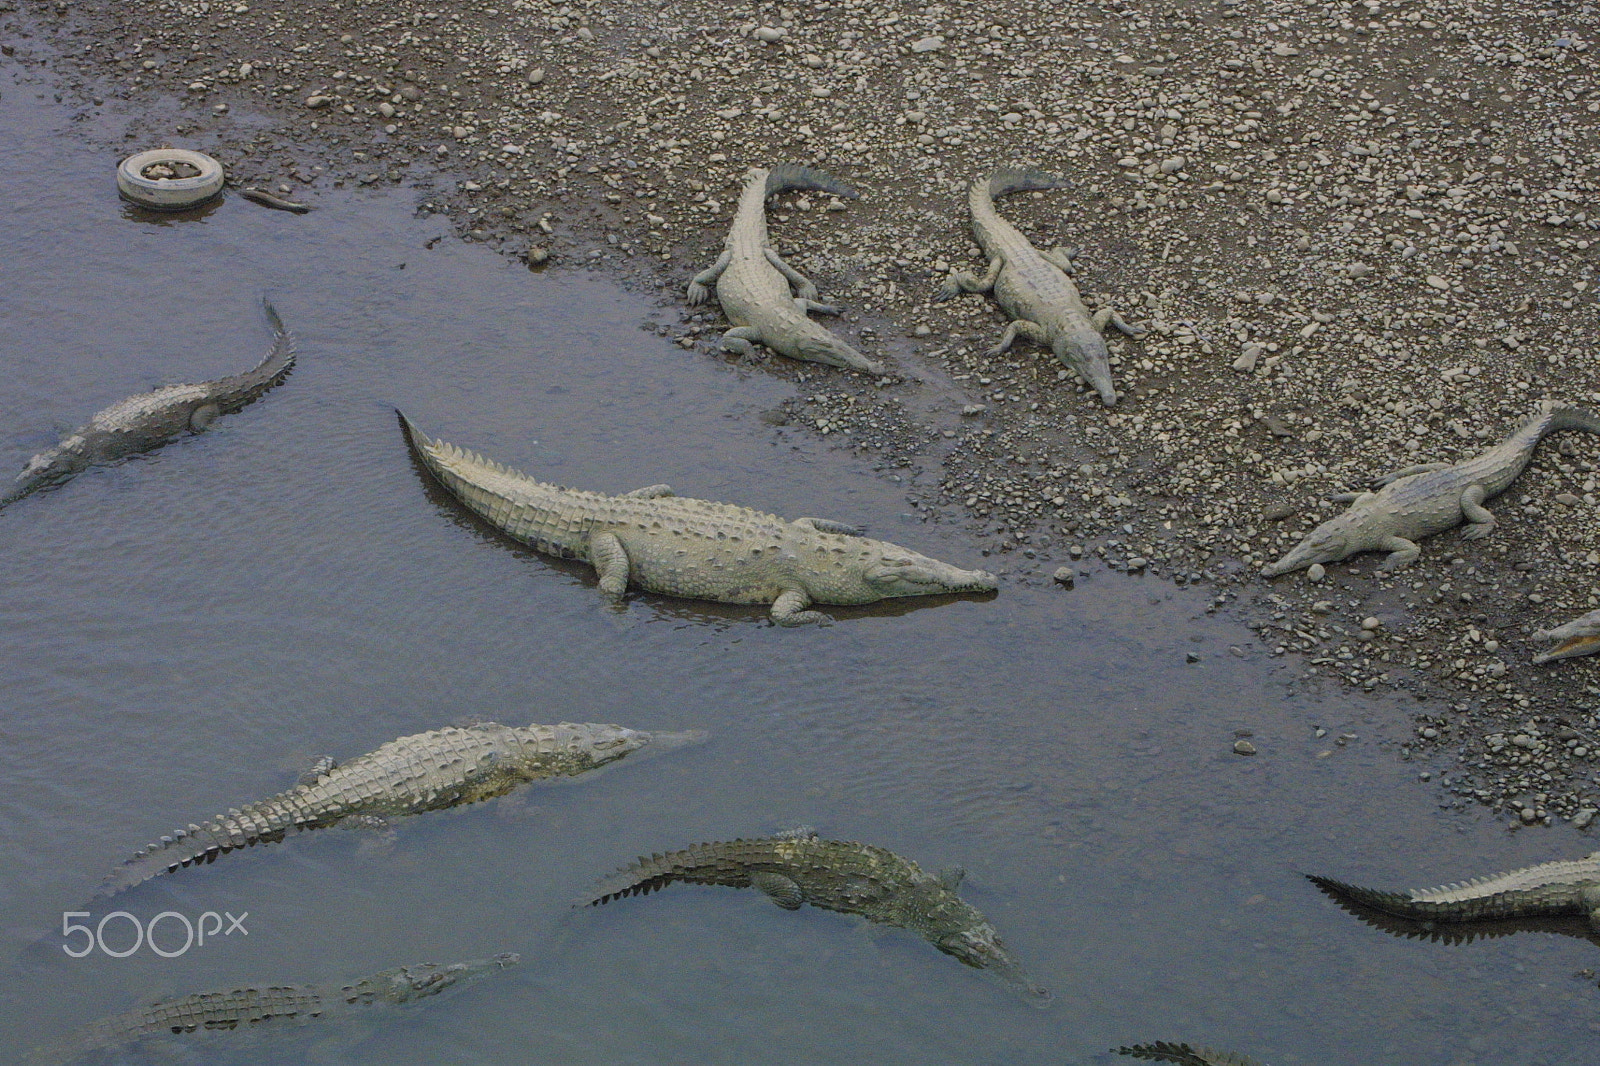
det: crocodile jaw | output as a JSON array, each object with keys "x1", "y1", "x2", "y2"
[
  {"x1": 797, "y1": 336, "x2": 884, "y2": 376},
  {"x1": 1533, "y1": 611, "x2": 1600, "y2": 663},
  {"x1": 1052, "y1": 333, "x2": 1117, "y2": 407},
  {"x1": 4, "y1": 443, "x2": 86, "y2": 504},
  {"x1": 863, "y1": 554, "x2": 999, "y2": 599},
  {"x1": 1262, "y1": 520, "x2": 1353, "y2": 577},
  {"x1": 935, "y1": 925, "x2": 1050, "y2": 1001}
]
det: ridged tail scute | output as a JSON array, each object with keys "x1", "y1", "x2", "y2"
[
  {"x1": 1539, "y1": 400, "x2": 1600, "y2": 437},
  {"x1": 1306, "y1": 873, "x2": 1422, "y2": 918},
  {"x1": 1116, "y1": 1043, "x2": 1262, "y2": 1066},
  {"x1": 584, "y1": 840, "x2": 753, "y2": 907},
  {"x1": 98, "y1": 802, "x2": 299, "y2": 897},
  {"x1": 214, "y1": 298, "x2": 297, "y2": 409},
  {"x1": 764, "y1": 163, "x2": 858, "y2": 200},
  {"x1": 986, "y1": 167, "x2": 1070, "y2": 200}
]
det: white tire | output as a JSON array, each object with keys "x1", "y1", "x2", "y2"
[{"x1": 117, "y1": 148, "x2": 225, "y2": 210}]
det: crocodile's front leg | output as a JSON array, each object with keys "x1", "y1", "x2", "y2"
[
  {"x1": 750, "y1": 871, "x2": 805, "y2": 909},
  {"x1": 935, "y1": 257, "x2": 1003, "y2": 301},
  {"x1": 687, "y1": 250, "x2": 732, "y2": 306},
  {"x1": 1457, "y1": 482, "x2": 1497, "y2": 539},
  {"x1": 719, "y1": 326, "x2": 764, "y2": 358},
  {"x1": 189, "y1": 403, "x2": 222, "y2": 431},
  {"x1": 764, "y1": 247, "x2": 821, "y2": 302},
  {"x1": 771, "y1": 588, "x2": 827, "y2": 626},
  {"x1": 988, "y1": 319, "x2": 1050, "y2": 357},
  {"x1": 1373, "y1": 462, "x2": 1452, "y2": 488},
  {"x1": 795, "y1": 298, "x2": 841, "y2": 316},
  {"x1": 623, "y1": 485, "x2": 675, "y2": 499},
  {"x1": 1041, "y1": 246, "x2": 1077, "y2": 274},
  {"x1": 589, "y1": 531, "x2": 633, "y2": 598},
  {"x1": 1091, "y1": 306, "x2": 1147, "y2": 338},
  {"x1": 1376, "y1": 534, "x2": 1423, "y2": 570}
]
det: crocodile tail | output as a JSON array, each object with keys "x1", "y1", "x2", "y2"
[
  {"x1": 1306, "y1": 873, "x2": 1421, "y2": 918},
  {"x1": 1116, "y1": 1043, "x2": 1262, "y2": 1066},
  {"x1": 583, "y1": 840, "x2": 755, "y2": 906},
  {"x1": 213, "y1": 298, "x2": 297, "y2": 410},
  {"x1": 97, "y1": 797, "x2": 302, "y2": 897},
  {"x1": 986, "y1": 167, "x2": 1070, "y2": 201},
  {"x1": 1539, "y1": 400, "x2": 1600, "y2": 436},
  {"x1": 764, "y1": 163, "x2": 858, "y2": 200}
]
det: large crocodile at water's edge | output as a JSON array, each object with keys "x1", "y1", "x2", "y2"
[
  {"x1": 2, "y1": 299, "x2": 295, "y2": 507},
  {"x1": 582, "y1": 828, "x2": 1048, "y2": 1000},
  {"x1": 25, "y1": 954, "x2": 518, "y2": 1065},
  {"x1": 686, "y1": 164, "x2": 884, "y2": 375},
  {"x1": 99, "y1": 721, "x2": 703, "y2": 896},
  {"x1": 399, "y1": 413, "x2": 998, "y2": 625}
]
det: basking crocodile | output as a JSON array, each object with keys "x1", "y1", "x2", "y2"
[
  {"x1": 1117, "y1": 1043, "x2": 1267, "y2": 1066},
  {"x1": 399, "y1": 413, "x2": 997, "y2": 625},
  {"x1": 2, "y1": 299, "x2": 295, "y2": 507},
  {"x1": 935, "y1": 169, "x2": 1143, "y2": 406},
  {"x1": 100, "y1": 720, "x2": 703, "y2": 896},
  {"x1": 1264, "y1": 401, "x2": 1600, "y2": 576},
  {"x1": 1308, "y1": 852, "x2": 1600, "y2": 931},
  {"x1": 582, "y1": 828, "x2": 1048, "y2": 999},
  {"x1": 686, "y1": 164, "x2": 884, "y2": 375},
  {"x1": 1533, "y1": 608, "x2": 1600, "y2": 664},
  {"x1": 26, "y1": 954, "x2": 518, "y2": 1065}
]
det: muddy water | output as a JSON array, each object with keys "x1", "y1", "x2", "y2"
[{"x1": 0, "y1": 61, "x2": 1596, "y2": 1066}]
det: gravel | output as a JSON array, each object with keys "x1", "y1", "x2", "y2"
[{"x1": 8, "y1": 0, "x2": 1599, "y2": 825}]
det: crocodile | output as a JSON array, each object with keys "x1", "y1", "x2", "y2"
[
  {"x1": 2, "y1": 299, "x2": 295, "y2": 507},
  {"x1": 1117, "y1": 1043, "x2": 1267, "y2": 1066},
  {"x1": 1533, "y1": 608, "x2": 1600, "y2": 664},
  {"x1": 399, "y1": 413, "x2": 998, "y2": 625},
  {"x1": 1307, "y1": 852, "x2": 1600, "y2": 931},
  {"x1": 99, "y1": 720, "x2": 704, "y2": 896},
  {"x1": 26, "y1": 953, "x2": 518, "y2": 1065},
  {"x1": 1263, "y1": 400, "x2": 1600, "y2": 577},
  {"x1": 935, "y1": 169, "x2": 1144, "y2": 406},
  {"x1": 686, "y1": 164, "x2": 884, "y2": 375},
  {"x1": 582, "y1": 828, "x2": 1048, "y2": 999}
]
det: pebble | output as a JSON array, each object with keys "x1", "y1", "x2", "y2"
[
  {"x1": 1052, "y1": 567, "x2": 1075, "y2": 588},
  {"x1": 910, "y1": 36, "x2": 945, "y2": 53},
  {"x1": 1361, "y1": 617, "x2": 1381, "y2": 631},
  {"x1": 1306, "y1": 563, "x2": 1325, "y2": 583},
  {"x1": 754, "y1": 26, "x2": 785, "y2": 43},
  {"x1": 304, "y1": 94, "x2": 331, "y2": 109},
  {"x1": 1233, "y1": 739, "x2": 1257, "y2": 756}
]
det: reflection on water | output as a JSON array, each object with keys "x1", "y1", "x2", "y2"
[{"x1": 1, "y1": 52, "x2": 1598, "y2": 1066}]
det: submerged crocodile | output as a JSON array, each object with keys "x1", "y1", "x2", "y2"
[
  {"x1": 582, "y1": 828, "x2": 1047, "y2": 999},
  {"x1": 1308, "y1": 852, "x2": 1600, "y2": 931},
  {"x1": 100, "y1": 720, "x2": 703, "y2": 896},
  {"x1": 1264, "y1": 401, "x2": 1600, "y2": 577},
  {"x1": 935, "y1": 169, "x2": 1144, "y2": 406},
  {"x1": 1533, "y1": 608, "x2": 1600, "y2": 664},
  {"x1": 1117, "y1": 1043, "x2": 1267, "y2": 1066},
  {"x1": 2, "y1": 299, "x2": 295, "y2": 507},
  {"x1": 26, "y1": 954, "x2": 518, "y2": 1065},
  {"x1": 399, "y1": 413, "x2": 997, "y2": 625},
  {"x1": 686, "y1": 164, "x2": 884, "y2": 375}
]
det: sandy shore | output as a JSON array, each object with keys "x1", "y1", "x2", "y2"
[{"x1": 7, "y1": 0, "x2": 1599, "y2": 826}]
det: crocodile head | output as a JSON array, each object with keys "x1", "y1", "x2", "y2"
[
  {"x1": 796, "y1": 337, "x2": 885, "y2": 376},
  {"x1": 1261, "y1": 519, "x2": 1351, "y2": 578},
  {"x1": 934, "y1": 923, "x2": 1051, "y2": 1001},
  {"x1": 3, "y1": 439, "x2": 89, "y2": 506},
  {"x1": 1533, "y1": 609, "x2": 1600, "y2": 664},
  {"x1": 1052, "y1": 332, "x2": 1118, "y2": 407},
  {"x1": 356, "y1": 953, "x2": 521, "y2": 1006},
  {"x1": 862, "y1": 551, "x2": 999, "y2": 600}
]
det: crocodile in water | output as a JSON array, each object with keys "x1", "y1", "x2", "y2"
[
  {"x1": 2, "y1": 299, "x2": 295, "y2": 507},
  {"x1": 26, "y1": 953, "x2": 518, "y2": 1065},
  {"x1": 1117, "y1": 1042, "x2": 1267, "y2": 1066},
  {"x1": 1308, "y1": 852, "x2": 1600, "y2": 930},
  {"x1": 399, "y1": 413, "x2": 997, "y2": 625},
  {"x1": 1533, "y1": 608, "x2": 1600, "y2": 664},
  {"x1": 936, "y1": 169, "x2": 1144, "y2": 406},
  {"x1": 686, "y1": 164, "x2": 883, "y2": 375},
  {"x1": 100, "y1": 721, "x2": 703, "y2": 896},
  {"x1": 1264, "y1": 401, "x2": 1600, "y2": 576},
  {"x1": 582, "y1": 828, "x2": 1047, "y2": 998}
]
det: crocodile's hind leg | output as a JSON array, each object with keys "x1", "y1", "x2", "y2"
[
  {"x1": 297, "y1": 756, "x2": 338, "y2": 787},
  {"x1": 1373, "y1": 462, "x2": 1452, "y2": 488},
  {"x1": 795, "y1": 298, "x2": 841, "y2": 316},
  {"x1": 987, "y1": 319, "x2": 1050, "y2": 357},
  {"x1": 771, "y1": 588, "x2": 827, "y2": 626},
  {"x1": 1375, "y1": 534, "x2": 1423, "y2": 570},
  {"x1": 623, "y1": 485, "x2": 675, "y2": 499},
  {"x1": 1091, "y1": 306, "x2": 1147, "y2": 338},
  {"x1": 589, "y1": 531, "x2": 633, "y2": 598},
  {"x1": 764, "y1": 247, "x2": 822, "y2": 302},
  {"x1": 793, "y1": 516, "x2": 864, "y2": 536},
  {"x1": 719, "y1": 326, "x2": 765, "y2": 359},
  {"x1": 687, "y1": 250, "x2": 732, "y2": 305},
  {"x1": 189, "y1": 403, "x2": 221, "y2": 431},
  {"x1": 1042, "y1": 246, "x2": 1077, "y2": 274},
  {"x1": 750, "y1": 871, "x2": 805, "y2": 909},
  {"x1": 935, "y1": 257, "x2": 1003, "y2": 301},
  {"x1": 1457, "y1": 483, "x2": 1497, "y2": 539}
]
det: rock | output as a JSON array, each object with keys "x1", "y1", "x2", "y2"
[
  {"x1": 911, "y1": 36, "x2": 945, "y2": 53},
  {"x1": 1052, "y1": 566, "x2": 1075, "y2": 587},
  {"x1": 305, "y1": 94, "x2": 331, "y2": 108},
  {"x1": 1233, "y1": 739, "x2": 1257, "y2": 756},
  {"x1": 526, "y1": 68, "x2": 545, "y2": 85},
  {"x1": 1307, "y1": 563, "x2": 1325, "y2": 582},
  {"x1": 755, "y1": 26, "x2": 786, "y2": 43}
]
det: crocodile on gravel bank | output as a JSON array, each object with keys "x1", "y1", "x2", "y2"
[
  {"x1": 26, "y1": 954, "x2": 518, "y2": 1065},
  {"x1": 686, "y1": 164, "x2": 884, "y2": 375},
  {"x1": 1533, "y1": 608, "x2": 1600, "y2": 664},
  {"x1": 1263, "y1": 401, "x2": 1600, "y2": 577},
  {"x1": 2, "y1": 299, "x2": 295, "y2": 507},
  {"x1": 399, "y1": 413, "x2": 997, "y2": 625},
  {"x1": 935, "y1": 169, "x2": 1144, "y2": 406},
  {"x1": 582, "y1": 828, "x2": 1048, "y2": 999},
  {"x1": 1308, "y1": 852, "x2": 1600, "y2": 930},
  {"x1": 1117, "y1": 1042, "x2": 1267, "y2": 1066},
  {"x1": 100, "y1": 721, "x2": 703, "y2": 896}
]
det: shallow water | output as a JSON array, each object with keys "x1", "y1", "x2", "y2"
[{"x1": 1, "y1": 55, "x2": 1597, "y2": 1066}]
